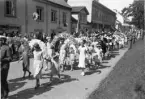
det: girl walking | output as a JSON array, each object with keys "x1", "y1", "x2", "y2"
[
  {"x1": 78, "y1": 40, "x2": 87, "y2": 76},
  {"x1": 49, "y1": 46, "x2": 60, "y2": 83},
  {"x1": 69, "y1": 46, "x2": 75, "y2": 71},
  {"x1": 59, "y1": 42, "x2": 66, "y2": 72},
  {"x1": 33, "y1": 43, "x2": 44, "y2": 89},
  {"x1": 18, "y1": 44, "x2": 31, "y2": 78}
]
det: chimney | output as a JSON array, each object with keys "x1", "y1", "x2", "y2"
[{"x1": 64, "y1": 0, "x2": 68, "y2": 3}]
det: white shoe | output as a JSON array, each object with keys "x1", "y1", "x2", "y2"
[
  {"x1": 81, "y1": 72, "x2": 83, "y2": 75},
  {"x1": 81, "y1": 72, "x2": 85, "y2": 76}
]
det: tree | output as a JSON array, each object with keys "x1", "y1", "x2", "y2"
[
  {"x1": 122, "y1": 0, "x2": 144, "y2": 39},
  {"x1": 122, "y1": 0, "x2": 144, "y2": 29}
]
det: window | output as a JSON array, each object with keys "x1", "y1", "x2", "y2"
[
  {"x1": 63, "y1": 12, "x2": 67, "y2": 27},
  {"x1": 4, "y1": 0, "x2": 16, "y2": 17},
  {"x1": 51, "y1": 10, "x2": 57, "y2": 22},
  {"x1": 36, "y1": 6, "x2": 44, "y2": 21},
  {"x1": 80, "y1": 13, "x2": 86, "y2": 23}
]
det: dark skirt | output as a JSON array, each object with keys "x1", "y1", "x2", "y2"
[
  {"x1": 102, "y1": 48, "x2": 107, "y2": 54},
  {"x1": 22, "y1": 61, "x2": 30, "y2": 71}
]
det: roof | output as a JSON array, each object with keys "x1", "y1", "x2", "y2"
[
  {"x1": 71, "y1": 16, "x2": 78, "y2": 23},
  {"x1": 93, "y1": 0, "x2": 116, "y2": 15},
  {"x1": 48, "y1": 0, "x2": 71, "y2": 8},
  {"x1": 41, "y1": 0, "x2": 71, "y2": 9},
  {"x1": 72, "y1": 6, "x2": 89, "y2": 15}
]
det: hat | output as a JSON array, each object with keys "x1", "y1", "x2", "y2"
[
  {"x1": 46, "y1": 37, "x2": 51, "y2": 39},
  {"x1": 33, "y1": 43, "x2": 40, "y2": 49},
  {"x1": 96, "y1": 44, "x2": 101, "y2": 47},
  {"x1": 0, "y1": 36, "x2": 7, "y2": 41}
]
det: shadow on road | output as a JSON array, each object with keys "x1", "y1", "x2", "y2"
[
  {"x1": 85, "y1": 69, "x2": 101, "y2": 75},
  {"x1": 9, "y1": 76, "x2": 34, "y2": 83},
  {"x1": 103, "y1": 51, "x2": 120, "y2": 61},
  {"x1": 9, "y1": 74, "x2": 78, "y2": 99},
  {"x1": 98, "y1": 65, "x2": 111, "y2": 69},
  {"x1": 9, "y1": 82, "x2": 27, "y2": 92},
  {"x1": 9, "y1": 84, "x2": 53, "y2": 99},
  {"x1": 102, "y1": 61, "x2": 109, "y2": 63},
  {"x1": 51, "y1": 74, "x2": 79, "y2": 86}
]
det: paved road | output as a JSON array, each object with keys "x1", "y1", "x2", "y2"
[
  {"x1": 8, "y1": 47, "x2": 128, "y2": 99},
  {"x1": 87, "y1": 39, "x2": 145, "y2": 99}
]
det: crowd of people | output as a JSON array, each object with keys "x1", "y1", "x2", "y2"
[{"x1": 1, "y1": 30, "x2": 139, "y2": 99}]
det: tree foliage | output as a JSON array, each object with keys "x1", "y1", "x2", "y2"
[{"x1": 121, "y1": 0, "x2": 144, "y2": 29}]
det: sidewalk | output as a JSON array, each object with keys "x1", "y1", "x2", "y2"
[{"x1": 8, "y1": 48, "x2": 128, "y2": 99}]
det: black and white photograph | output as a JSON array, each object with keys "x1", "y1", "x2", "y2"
[{"x1": 0, "y1": 0, "x2": 144, "y2": 99}]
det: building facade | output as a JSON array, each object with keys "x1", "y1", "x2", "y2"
[
  {"x1": 68, "y1": 0, "x2": 116, "y2": 32},
  {"x1": 71, "y1": 16, "x2": 77, "y2": 33},
  {"x1": 0, "y1": 0, "x2": 71, "y2": 36},
  {"x1": 71, "y1": 6, "x2": 90, "y2": 33},
  {"x1": 91, "y1": 0, "x2": 116, "y2": 31}
]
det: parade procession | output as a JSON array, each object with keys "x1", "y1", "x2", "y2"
[
  {"x1": 0, "y1": 0, "x2": 144, "y2": 99},
  {"x1": 0, "y1": 30, "x2": 137, "y2": 98}
]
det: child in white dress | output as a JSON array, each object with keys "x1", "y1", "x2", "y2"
[
  {"x1": 33, "y1": 43, "x2": 43, "y2": 89},
  {"x1": 59, "y1": 43, "x2": 66, "y2": 72},
  {"x1": 69, "y1": 47, "x2": 75, "y2": 71},
  {"x1": 78, "y1": 40, "x2": 87, "y2": 76},
  {"x1": 94, "y1": 44, "x2": 103, "y2": 67}
]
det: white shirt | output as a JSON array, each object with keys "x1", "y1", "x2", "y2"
[{"x1": 47, "y1": 42, "x2": 51, "y2": 49}]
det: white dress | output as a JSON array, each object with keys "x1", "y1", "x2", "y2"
[
  {"x1": 47, "y1": 42, "x2": 52, "y2": 56},
  {"x1": 43, "y1": 42, "x2": 53, "y2": 70},
  {"x1": 78, "y1": 46, "x2": 87, "y2": 68},
  {"x1": 33, "y1": 51, "x2": 43, "y2": 78},
  {"x1": 59, "y1": 44, "x2": 66, "y2": 65},
  {"x1": 94, "y1": 47, "x2": 102, "y2": 63}
]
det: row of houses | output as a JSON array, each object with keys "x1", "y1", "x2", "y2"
[
  {"x1": 0, "y1": 0, "x2": 117, "y2": 36},
  {"x1": 69, "y1": 0, "x2": 116, "y2": 33},
  {"x1": 0, "y1": 0, "x2": 72, "y2": 36}
]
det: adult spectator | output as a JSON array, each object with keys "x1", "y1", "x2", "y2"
[
  {"x1": 51, "y1": 31, "x2": 56, "y2": 41},
  {"x1": 0, "y1": 37, "x2": 12, "y2": 99},
  {"x1": 100, "y1": 38, "x2": 107, "y2": 59},
  {"x1": 129, "y1": 35, "x2": 133, "y2": 49}
]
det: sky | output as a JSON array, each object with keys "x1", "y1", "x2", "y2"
[
  {"x1": 99, "y1": 0, "x2": 134, "y2": 12},
  {"x1": 68, "y1": 0, "x2": 134, "y2": 12},
  {"x1": 68, "y1": 0, "x2": 134, "y2": 22}
]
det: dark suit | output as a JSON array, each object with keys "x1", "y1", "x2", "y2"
[
  {"x1": 129, "y1": 36, "x2": 133, "y2": 49},
  {"x1": 0, "y1": 44, "x2": 12, "y2": 98}
]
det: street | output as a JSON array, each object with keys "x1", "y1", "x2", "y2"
[{"x1": 7, "y1": 47, "x2": 128, "y2": 99}]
